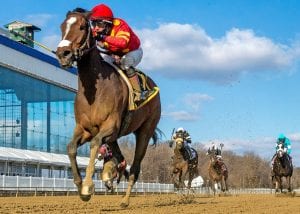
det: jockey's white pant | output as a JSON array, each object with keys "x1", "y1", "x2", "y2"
[{"x1": 100, "y1": 47, "x2": 143, "y2": 70}]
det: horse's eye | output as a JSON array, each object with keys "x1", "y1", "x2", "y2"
[{"x1": 80, "y1": 25, "x2": 85, "y2": 30}]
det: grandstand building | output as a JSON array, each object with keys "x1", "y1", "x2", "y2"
[{"x1": 0, "y1": 23, "x2": 95, "y2": 179}]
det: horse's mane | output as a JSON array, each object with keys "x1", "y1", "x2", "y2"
[
  {"x1": 72, "y1": 7, "x2": 89, "y2": 13},
  {"x1": 66, "y1": 8, "x2": 90, "y2": 17}
]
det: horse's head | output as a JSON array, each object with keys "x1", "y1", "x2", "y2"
[
  {"x1": 174, "y1": 134, "x2": 184, "y2": 150},
  {"x1": 206, "y1": 148, "x2": 218, "y2": 164},
  {"x1": 56, "y1": 8, "x2": 93, "y2": 68},
  {"x1": 276, "y1": 142, "x2": 285, "y2": 158}
]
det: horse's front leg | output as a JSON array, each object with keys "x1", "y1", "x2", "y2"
[
  {"x1": 279, "y1": 177, "x2": 283, "y2": 193},
  {"x1": 181, "y1": 165, "x2": 189, "y2": 188},
  {"x1": 287, "y1": 176, "x2": 292, "y2": 192},
  {"x1": 67, "y1": 126, "x2": 85, "y2": 194},
  {"x1": 225, "y1": 177, "x2": 229, "y2": 191},
  {"x1": 221, "y1": 176, "x2": 227, "y2": 192},
  {"x1": 81, "y1": 134, "x2": 101, "y2": 201},
  {"x1": 211, "y1": 180, "x2": 216, "y2": 196},
  {"x1": 275, "y1": 178, "x2": 280, "y2": 193}
]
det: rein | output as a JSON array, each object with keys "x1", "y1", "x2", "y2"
[{"x1": 74, "y1": 21, "x2": 94, "y2": 61}]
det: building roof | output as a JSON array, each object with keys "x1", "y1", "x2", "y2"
[
  {"x1": 0, "y1": 147, "x2": 102, "y2": 168},
  {"x1": 0, "y1": 28, "x2": 9, "y2": 37},
  {"x1": 4, "y1": 21, "x2": 41, "y2": 31}
]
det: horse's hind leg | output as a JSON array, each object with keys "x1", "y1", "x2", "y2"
[
  {"x1": 278, "y1": 177, "x2": 283, "y2": 193},
  {"x1": 120, "y1": 130, "x2": 152, "y2": 207},
  {"x1": 109, "y1": 140, "x2": 127, "y2": 178}
]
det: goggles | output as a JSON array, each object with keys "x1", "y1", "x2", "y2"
[{"x1": 90, "y1": 19, "x2": 112, "y2": 28}]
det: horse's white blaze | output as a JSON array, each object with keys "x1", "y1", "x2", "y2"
[
  {"x1": 64, "y1": 17, "x2": 77, "y2": 39},
  {"x1": 57, "y1": 16, "x2": 77, "y2": 48},
  {"x1": 58, "y1": 39, "x2": 72, "y2": 47}
]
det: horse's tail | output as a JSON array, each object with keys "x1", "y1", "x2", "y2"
[{"x1": 151, "y1": 127, "x2": 165, "y2": 146}]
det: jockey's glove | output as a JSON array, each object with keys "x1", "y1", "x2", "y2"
[{"x1": 94, "y1": 32, "x2": 106, "y2": 41}]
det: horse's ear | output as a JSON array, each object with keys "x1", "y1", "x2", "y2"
[
  {"x1": 72, "y1": 7, "x2": 87, "y2": 13},
  {"x1": 84, "y1": 11, "x2": 92, "y2": 20},
  {"x1": 66, "y1": 10, "x2": 71, "y2": 17}
]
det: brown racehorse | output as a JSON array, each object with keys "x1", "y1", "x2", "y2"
[
  {"x1": 170, "y1": 136, "x2": 198, "y2": 190},
  {"x1": 56, "y1": 8, "x2": 161, "y2": 207},
  {"x1": 272, "y1": 142, "x2": 293, "y2": 193},
  {"x1": 206, "y1": 148, "x2": 228, "y2": 195}
]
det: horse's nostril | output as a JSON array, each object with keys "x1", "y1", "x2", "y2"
[{"x1": 63, "y1": 50, "x2": 71, "y2": 57}]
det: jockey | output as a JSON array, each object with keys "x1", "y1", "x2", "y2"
[
  {"x1": 210, "y1": 143, "x2": 223, "y2": 161},
  {"x1": 172, "y1": 127, "x2": 195, "y2": 162},
  {"x1": 276, "y1": 133, "x2": 291, "y2": 155},
  {"x1": 89, "y1": 3, "x2": 151, "y2": 103},
  {"x1": 272, "y1": 134, "x2": 292, "y2": 164}
]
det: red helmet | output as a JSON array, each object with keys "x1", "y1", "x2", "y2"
[{"x1": 90, "y1": 4, "x2": 114, "y2": 21}]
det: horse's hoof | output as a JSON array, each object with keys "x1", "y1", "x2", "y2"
[
  {"x1": 120, "y1": 201, "x2": 129, "y2": 208},
  {"x1": 81, "y1": 184, "x2": 95, "y2": 195},
  {"x1": 120, "y1": 198, "x2": 129, "y2": 208},
  {"x1": 80, "y1": 194, "x2": 91, "y2": 202}
]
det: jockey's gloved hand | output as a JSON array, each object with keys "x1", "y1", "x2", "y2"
[{"x1": 94, "y1": 33, "x2": 106, "y2": 41}]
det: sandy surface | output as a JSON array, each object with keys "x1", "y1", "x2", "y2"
[{"x1": 0, "y1": 193, "x2": 299, "y2": 214}]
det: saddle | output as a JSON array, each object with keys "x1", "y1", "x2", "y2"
[
  {"x1": 214, "y1": 161, "x2": 227, "y2": 174},
  {"x1": 281, "y1": 154, "x2": 292, "y2": 168},
  {"x1": 182, "y1": 147, "x2": 197, "y2": 168}
]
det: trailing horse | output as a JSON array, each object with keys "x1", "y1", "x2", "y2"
[
  {"x1": 206, "y1": 148, "x2": 228, "y2": 195},
  {"x1": 56, "y1": 9, "x2": 161, "y2": 207},
  {"x1": 271, "y1": 142, "x2": 293, "y2": 193},
  {"x1": 170, "y1": 136, "x2": 198, "y2": 190}
]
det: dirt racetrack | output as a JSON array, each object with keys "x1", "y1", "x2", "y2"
[{"x1": 0, "y1": 193, "x2": 299, "y2": 214}]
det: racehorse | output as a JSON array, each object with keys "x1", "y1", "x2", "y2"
[
  {"x1": 56, "y1": 8, "x2": 161, "y2": 207},
  {"x1": 206, "y1": 148, "x2": 228, "y2": 195},
  {"x1": 272, "y1": 142, "x2": 293, "y2": 193},
  {"x1": 170, "y1": 135, "x2": 198, "y2": 190}
]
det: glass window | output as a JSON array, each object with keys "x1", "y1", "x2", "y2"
[{"x1": 0, "y1": 65, "x2": 90, "y2": 156}]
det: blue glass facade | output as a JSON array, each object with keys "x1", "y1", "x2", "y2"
[{"x1": 0, "y1": 60, "x2": 89, "y2": 156}]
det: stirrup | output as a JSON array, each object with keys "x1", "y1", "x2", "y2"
[
  {"x1": 142, "y1": 89, "x2": 155, "y2": 99},
  {"x1": 133, "y1": 89, "x2": 152, "y2": 102}
]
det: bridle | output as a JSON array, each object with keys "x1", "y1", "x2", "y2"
[
  {"x1": 65, "y1": 12, "x2": 96, "y2": 62},
  {"x1": 276, "y1": 143, "x2": 285, "y2": 158},
  {"x1": 174, "y1": 137, "x2": 184, "y2": 150}
]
